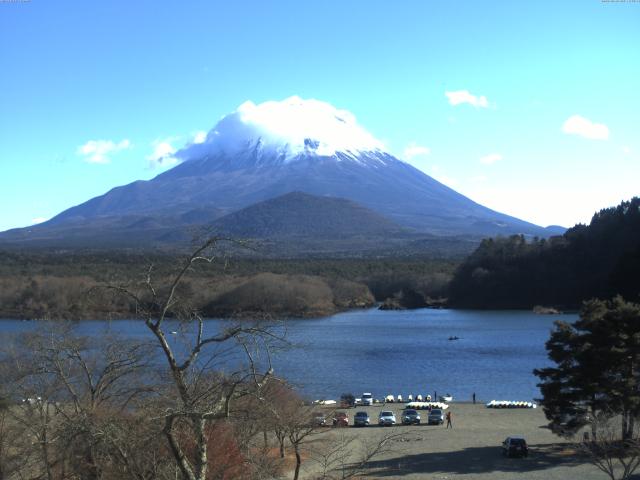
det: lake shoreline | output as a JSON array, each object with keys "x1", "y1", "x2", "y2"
[
  {"x1": 0, "y1": 302, "x2": 579, "y2": 322},
  {"x1": 0, "y1": 308, "x2": 572, "y2": 401}
]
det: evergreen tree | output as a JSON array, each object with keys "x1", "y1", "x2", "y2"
[
  {"x1": 535, "y1": 297, "x2": 640, "y2": 440},
  {"x1": 449, "y1": 197, "x2": 640, "y2": 309}
]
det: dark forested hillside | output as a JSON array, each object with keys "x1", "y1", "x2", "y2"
[
  {"x1": 212, "y1": 192, "x2": 405, "y2": 237},
  {"x1": 448, "y1": 198, "x2": 640, "y2": 309}
]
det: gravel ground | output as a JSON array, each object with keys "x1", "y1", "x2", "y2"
[{"x1": 298, "y1": 402, "x2": 618, "y2": 480}]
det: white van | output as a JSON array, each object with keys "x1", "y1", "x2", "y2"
[{"x1": 362, "y1": 392, "x2": 373, "y2": 406}]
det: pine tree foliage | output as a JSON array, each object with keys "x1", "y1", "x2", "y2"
[
  {"x1": 535, "y1": 297, "x2": 640, "y2": 440},
  {"x1": 450, "y1": 197, "x2": 640, "y2": 308}
]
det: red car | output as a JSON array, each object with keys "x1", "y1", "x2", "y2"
[{"x1": 333, "y1": 412, "x2": 349, "y2": 427}]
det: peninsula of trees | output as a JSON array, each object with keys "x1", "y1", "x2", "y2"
[{"x1": 448, "y1": 197, "x2": 640, "y2": 310}]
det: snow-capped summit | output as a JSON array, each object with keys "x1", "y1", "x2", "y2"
[
  {"x1": 5, "y1": 96, "x2": 560, "y2": 250},
  {"x1": 176, "y1": 96, "x2": 387, "y2": 165}
]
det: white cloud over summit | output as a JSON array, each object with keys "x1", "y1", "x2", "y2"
[
  {"x1": 77, "y1": 139, "x2": 131, "y2": 164},
  {"x1": 173, "y1": 96, "x2": 387, "y2": 164},
  {"x1": 192, "y1": 131, "x2": 207, "y2": 144},
  {"x1": 445, "y1": 90, "x2": 489, "y2": 108},
  {"x1": 232, "y1": 96, "x2": 385, "y2": 155},
  {"x1": 403, "y1": 142, "x2": 431, "y2": 160},
  {"x1": 145, "y1": 132, "x2": 208, "y2": 169},
  {"x1": 562, "y1": 115, "x2": 609, "y2": 140},
  {"x1": 147, "y1": 140, "x2": 179, "y2": 168}
]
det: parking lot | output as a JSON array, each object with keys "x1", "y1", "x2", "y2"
[{"x1": 303, "y1": 403, "x2": 611, "y2": 479}]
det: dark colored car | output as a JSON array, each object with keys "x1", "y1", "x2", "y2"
[
  {"x1": 502, "y1": 436, "x2": 529, "y2": 458},
  {"x1": 333, "y1": 412, "x2": 349, "y2": 427},
  {"x1": 428, "y1": 409, "x2": 444, "y2": 425},
  {"x1": 354, "y1": 411, "x2": 370, "y2": 427},
  {"x1": 401, "y1": 409, "x2": 421, "y2": 425}
]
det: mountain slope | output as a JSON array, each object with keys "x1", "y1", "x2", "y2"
[
  {"x1": 41, "y1": 148, "x2": 552, "y2": 238},
  {"x1": 0, "y1": 96, "x2": 561, "y2": 252}
]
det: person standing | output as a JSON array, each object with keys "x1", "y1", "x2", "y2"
[
  {"x1": 472, "y1": 392, "x2": 476, "y2": 404},
  {"x1": 446, "y1": 410, "x2": 453, "y2": 428}
]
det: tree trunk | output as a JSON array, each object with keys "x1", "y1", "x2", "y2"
[
  {"x1": 623, "y1": 412, "x2": 631, "y2": 441},
  {"x1": 40, "y1": 415, "x2": 54, "y2": 480},
  {"x1": 84, "y1": 446, "x2": 100, "y2": 480},
  {"x1": 164, "y1": 418, "x2": 196, "y2": 480},
  {"x1": 194, "y1": 417, "x2": 208, "y2": 480},
  {"x1": 590, "y1": 405, "x2": 597, "y2": 441},
  {"x1": 622, "y1": 412, "x2": 636, "y2": 443},
  {"x1": 293, "y1": 444, "x2": 301, "y2": 480}
]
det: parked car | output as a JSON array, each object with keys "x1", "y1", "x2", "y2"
[
  {"x1": 378, "y1": 410, "x2": 396, "y2": 426},
  {"x1": 502, "y1": 436, "x2": 529, "y2": 458},
  {"x1": 428, "y1": 408, "x2": 444, "y2": 425},
  {"x1": 313, "y1": 414, "x2": 327, "y2": 426},
  {"x1": 333, "y1": 412, "x2": 349, "y2": 427},
  {"x1": 401, "y1": 409, "x2": 421, "y2": 425},
  {"x1": 354, "y1": 411, "x2": 370, "y2": 427}
]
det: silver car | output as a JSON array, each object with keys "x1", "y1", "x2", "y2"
[
  {"x1": 378, "y1": 410, "x2": 396, "y2": 426},
  {"x1": 401, "y1": 409, "x2": 421, "y2": 425},
  {"x1": 354, "y1": 411, "x2": 370, "y2": 427}
]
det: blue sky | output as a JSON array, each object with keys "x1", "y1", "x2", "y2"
[{"x1": 1, "y1": 0, "x2": 638, "y2": 231}]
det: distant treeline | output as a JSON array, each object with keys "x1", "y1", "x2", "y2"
[
  {"x1": 448, "y1": 197, "x2": 640, "y2": 309},
  {"x1": 4, "y1": 198, "x2": 638, "y2": 317},
  {"x1": 0, "y1": 253, "x2": 456, "y2": 319}
]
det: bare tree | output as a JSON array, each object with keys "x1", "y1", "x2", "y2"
[
  {"x1": 0, "y1": 324, "x2": 159, "y2": 480},
  {"x1": 253, "y1": 378, "x2": 333, "y2": 479},
  {"x1": 310, "y1": 430, "x2": 410, "y2": 480},
  {"x1": 96, "y1": 237, "x2": 282, "y2": 480},
  {"x1": 1, "y1": 336, "x2": 67, "y2": 480},
  {"x1": 258, "y1": 379, "x2": 301, "y2": 459},
  {"x1": 96, "y1": 409, "x2": 171, "y2": 480},
  {"x1": 0, "y1": 238, "x2": 286, "y2": 480},
  {"x1": 285, "y1": 404, "x2": 323, "y2": 480},
  {"x1": 0, "y1": 396, "x2": 31, "y2": 480},
  {"x1": 577, "y1": 410, "x2": 640, "y2": 480}
]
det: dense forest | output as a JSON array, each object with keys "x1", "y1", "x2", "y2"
[
  {"x1": 5, "y1": 198, "x2": 637, "y2": 318},
  {"x1": 448, "y1": 197, "x2": 640, "y2": 309},
  {"x1": 0, "y1": 252, "x2": 456, "y2": 320}
]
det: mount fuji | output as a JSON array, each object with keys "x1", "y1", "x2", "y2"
[{"x1": 1, "y1": 96, "x2": 563, "y2": 253}]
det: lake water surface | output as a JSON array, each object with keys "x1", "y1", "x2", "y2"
[{"x1": 0, "y1": 308, "x2": 576, "y2": 403}]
